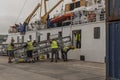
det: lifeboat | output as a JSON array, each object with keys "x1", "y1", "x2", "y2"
[{"x1": 51, "y1": 12, "x2": 73, "y2": 23}]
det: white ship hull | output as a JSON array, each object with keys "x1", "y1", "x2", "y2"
[{"x1": 6, "y1": 21, "x2": 106, "y2": 63}]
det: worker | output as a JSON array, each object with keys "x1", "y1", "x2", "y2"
[
  {"x1": 33, "y1": 40, "x2": 37, "y2": 47},
  {"x1": 7, "y1": 40, "x2": 15, "y2": 63},
  {"x1": 61, "y1": 46, "x2": 69, "y2": 61},
  {"x1": 11, "y1": 37, "x2": 15, "y2": 43},
  {"x1": 20, "y1": 22, "x2": 26, "y2": 34},
  {"x1": 33, "y1": 40, "x2": 39, "y2": 61},
  {"x1": 61, "y1": 45, "x2": 75, "y2": 61},
  {"x1": 24, "y1": 39, "x2": 34, "y2": 63},
  {"x1": 75, "y1": 32, "x2": 81, "y2": 48},
  {"x1": 50, "y1": 39, "x2": 59, "y2": 62}
]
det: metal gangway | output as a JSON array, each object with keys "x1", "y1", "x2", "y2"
[
  {"x1": 38, "y1": 36, "x2": 72, "y2": 58},
  {"x1": 0, "y1": 36, "x2": 72, "y2": 61}
]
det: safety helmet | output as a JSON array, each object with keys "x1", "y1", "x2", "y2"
[{"x1": 27, "y1": 39, "x2": 30, "y2": 42}]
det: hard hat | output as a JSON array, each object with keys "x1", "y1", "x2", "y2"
[{"x1": 27, "y1": 39, "x2": 30, "y2": 41}]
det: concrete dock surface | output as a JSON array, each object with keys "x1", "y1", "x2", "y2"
[{"x1": 0, "y1": 56, "x2": 105, "y2": 80}]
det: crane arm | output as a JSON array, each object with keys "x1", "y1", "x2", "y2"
[
  {"x1": 47, "y1": 0, "x2": 63, "y2": 14},
  {"x1": 44, "y1": 0, "x2": 47, "y2": 14},
  {"x1": 41, "y1": 0, "x2": 63, "y2": 24},
  {"x1": 24, "y1": 3, "x2": 41, "y2": 24},
  {"x1": 40, "y1": 0, "x2": 42, "y2": 17}
]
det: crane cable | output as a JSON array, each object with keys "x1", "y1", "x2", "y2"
[
  {"x1": 69, "y1": 0, "x2": 73, "y2": 43},
  {"x1": 15, "y1": 0, "x2": 28, "y2": 24},
  {"x1": 61, "y1": 0, "x2": 64, "y2": 33},
  {"x1": 61, "y1": 0, "x2": 72, "y2": 37},
  {"x1": 61, "y1": 0, "x2": 64, "y2": 13},
  {"x1": 40, "y1": 0, "x2": 42, "y2": 18}
]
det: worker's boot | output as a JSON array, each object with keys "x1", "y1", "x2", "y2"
[
  {"x1": 8, "y1": 57, "x2": 12, "y2": 63},
  {"x1": 31, "y1": 59, "x2": 35, "y2": 63},
  {"x1": 50, "y1": 60, "x2": 53, "y2": 62},
  {"x1": 55, "y1": 60, "x2": 57, "y2": 63},
  {"x1": 8, "y1": 61, "x2": 12, "y2": 63}
]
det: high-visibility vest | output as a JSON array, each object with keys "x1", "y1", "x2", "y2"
[
  {"x1": 75, "y1": 34, "x2": 80, "y2": 41},
  {"x1": 7, "y1": 43, "x2": 13, "y2": 51},
  {"x1": 51, "y1": 40, "x2": 58, "y2": 49},
  {"x1": 27, "y1": 42, "x2": 34, "y2": 51},
  {"x1": 63, "y1": 46, "x2": 69, "y2": 52}
]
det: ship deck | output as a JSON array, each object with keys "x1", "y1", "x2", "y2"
[{"x1": 0, "y1": 56, "x2": 105, "y2": 80}]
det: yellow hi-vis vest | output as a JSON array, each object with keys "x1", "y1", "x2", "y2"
[
  {"x1": 75, "y1": 34, "x2": 80, "y2": 41},
  {"x1": 7, "y1": 43, "x2": 13, "y2": 51},
  {"x1": 27, "y1": 42, "x2": 34, "y2": 51},
  {"x1": 63, "y1": 46, "x2": 69, "y2": 52},
  {"x1": 51, "y1": 41, "x2": 58, "y2": 49}
]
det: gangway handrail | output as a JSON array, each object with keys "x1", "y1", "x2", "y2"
[{"x1": 0, "y1": 35, "x2": 72, "y2": 56}]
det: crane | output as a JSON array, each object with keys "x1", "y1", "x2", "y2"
[
  {"x1": 40, "y1": 0, "x2": 64, "y2": 24},
  {"x1": 24, "y1": 3, "x2": 41, "y2": 25},
  {"x1": 44, "y1": 0, "x2": 47, "y2": 14},
  {"x1": 40, "y1": 0, "x2": 43, "y2": 17},
  {"x1": 24, "y1": 0, "x2": 77, "y2": 25},
  {"x1": 19, "y1": 0, "x2": 77, "y2": 34}
]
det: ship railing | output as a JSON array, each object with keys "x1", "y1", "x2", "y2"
[
  {"x1": 26, "y1": 10, "x2": 106, "y2": 31},
  {"x1": 72, "y1": 12, "x2": 105, "y2": 25},
  {"x1": 8, "y1": 12, "x2": 106, "y2": 33}
]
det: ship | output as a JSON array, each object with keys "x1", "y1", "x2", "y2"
[{"x1": 5, "y1": 0, "x2": 106, "y2": 63}]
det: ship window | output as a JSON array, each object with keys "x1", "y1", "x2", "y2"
[
  {"x1": 38, "y1": 35, "x2": 40, "y2": 42},
  {"x1": 58, "y1": 31, "x2": 62, "y2": 37},
  {"x1": 17, "y1": 36, "x2": 19, "y2": 43},
  {"x1": 94, "y1": 27, "x2": 100, "y2": 39},
  {"x1": 83, "y1": 11, "x2": 88, "y2": 16},
  {"x1": 100, "y1": 13, "x2": 105, "y2": 21},
  {"x1": 70, "y1": 3, "x2": 74, "y2": 11},
  {"x1": 97, "y1": 0, "x2": 101, "y2": 3},
  {"x1": 62, "y1": 20, "x2": 71, "y2": 26},
  {"x1": 29, "y1": 35, "x2": 32, "y2": 41},
  {"x1": 22, "y1": 36, "x2": 24, "y2": 43},
  {"x1": 0, "y1": 35, "x2": 8, "y2": 42},
  {"x1": 75, "y1": 1, "x2": 80, "y2": 8},
  {"x1": 47, "y1": 33, "x2": 50, "y2": 40}
]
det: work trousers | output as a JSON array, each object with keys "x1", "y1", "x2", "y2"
[
  {"x1": 51, "y1": 48, "x2": 58, "y2": 62},
  {"x1": 76, "y1": 40, "x2": 81, "y2": 48},
  {"x1": 61, "y1": 50, "x2": 68, "y2": 61}
]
